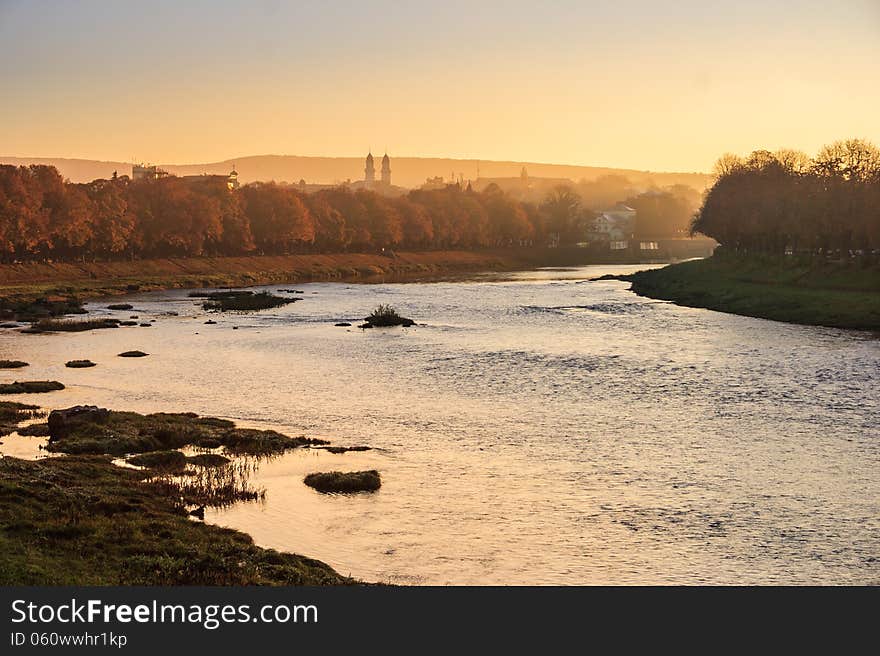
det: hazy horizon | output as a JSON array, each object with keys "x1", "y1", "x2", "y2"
[{"x1": 1, "y1": 0, "x2": 878, "y2": 172}]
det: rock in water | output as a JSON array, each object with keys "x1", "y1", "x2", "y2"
[{"x1": 48, "y1": 406, "x2": 109, "y2": 441}]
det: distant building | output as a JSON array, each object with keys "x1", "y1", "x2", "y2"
[
  {"x1": 365, "y1": 152, "x2": 375, "y2": 188},
  {"x1": 588, "y1": 204, "x2": 636, "y2": 248},
  {"x1": 355, "y1": 151, "x2": 401, "y2": 195},
  {"x1": 227, "y1": 165, "x2": 239, "y2": 190},
  {"x1": 420, "y1": 176, "x2": 446, "y2": 190},
  {"x1": 381, "y1": 153, "x2": 391, "y2": 188},
  {"x1": 180, "y1": 166, "x2": 240, "y2": 190},
  {"x1": 131, "y1": 163, "x2": 169, "y2": 180}
]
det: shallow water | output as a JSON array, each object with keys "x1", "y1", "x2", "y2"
[{"x1": 2, "y1": 263, "x2": 878, "y2": 584}]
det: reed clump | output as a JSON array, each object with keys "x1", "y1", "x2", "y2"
[
  {"x1": 150, "y1": 459, "x2": 265, "y2": 507},
  {"x1": 362, "y1": 304, "x2": 415, "y2": 328},
  {"x1": 0, "y1": 401, "x2": 44, "y2": 435}
]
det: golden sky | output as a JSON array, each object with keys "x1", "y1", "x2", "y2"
[{"x1": 1, "y1": 0, "x2": 878, "y2": 172}]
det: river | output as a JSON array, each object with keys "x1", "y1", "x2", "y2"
[{"x1": 1, "y1": 263, "x2": 878, "y2": 584}]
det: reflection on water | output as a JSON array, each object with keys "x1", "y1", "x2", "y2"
[{"x1": 1, "y1": 263, "x2": 878, "y2": 584}]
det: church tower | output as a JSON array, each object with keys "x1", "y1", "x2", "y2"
[
  {"x1": 381, "y1": 153, "x2": 391, "y2": 188},
  {"x1": 365, "y1": 152, "x2": 375, "y2": 188}
]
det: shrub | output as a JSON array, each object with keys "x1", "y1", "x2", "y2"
[{"x1": 363, "y1": 305, "x2": 415, "y2": 327}]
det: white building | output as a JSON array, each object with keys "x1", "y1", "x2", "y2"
[{"x1": 589, "y1": 204, "x2": 636, "y2": 242}]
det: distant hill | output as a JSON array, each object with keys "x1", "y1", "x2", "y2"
[{"x1": 0, "y1": 155, "x2": 711, "y2": 190}]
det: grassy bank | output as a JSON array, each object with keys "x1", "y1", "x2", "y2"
[
  {"x1": 0, "y1": 251, "x2": 531, "y2": 307},
  {"x1": 623, "y1": 256, "x2": 880, "y2": 331},
  {"x1": 0, "y1": 247, "x2": 686, "y2": 312},
  {"x1": 0, "y1": 407, "x2": 357, "y2": 584},
  {"x1": 0, "y1": 455, "x2": 351, "y2": 585}
]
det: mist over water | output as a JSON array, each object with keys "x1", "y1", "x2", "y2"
[{"x1": 3, "y1": 264, "x2": 878, "y2": 584}]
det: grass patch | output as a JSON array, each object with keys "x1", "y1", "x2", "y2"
[
  {"x1": 623, "y1": 256, "x2": 880, "y2": 331},
  {"x1": 118, "y1": 350, "x2": 148, "y2": 358},
  {"x1": 46, "y1": 408, "x2": 328, "y2": 456},
  {"x1": 127, "y1": 450, "x2": 188, "y2": 472},
  {"x1": 320, "y1": 445, "x2": 372, "y2": 454},
  {"x1": 363, "y1": 304, "x2": 415, "y2": 327},
  {"x1": 0, "y1": 455, "x2": 352, "y2": 585},
  {"x1": 17, "y1": 422, "x2": 50, "y2": 437},
  {"x1": 28, "y1": 317, "x2": 119, "y2": 333},
  {"x1": 201, "y1": 291, "x2": 297, "y2": 312},
  {"x1": 0, "y1": 296, "x2": 85, "y2": 322},
  {"x1": 304, "y1": 470, "x2": 381, "y2": 494},
  {"x1": 0, "y1": 401, "x2": 44, "y2": 436},
  {"x1": 0, "y1": 381, "x2": 64, "y2": 394},
  {"x1": 65, "y1": 360, "x2": 96, "y2": 368},
  {"x1": 0, "y1": 360, "x2": 28, "y2": 369}
]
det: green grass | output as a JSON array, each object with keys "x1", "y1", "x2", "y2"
[
  {"x1": 304, "y1": 470, "x2": 382, "y2": 493},
  {"x1": 17, "y1": 422, "x2": 50, "y2": 436},
  {"x1": 46, "y1": 409, "x2": 328, "y2": 456},
  {"x1": 623, "y1": 256, "x2": 880, "y2": 331},
  {"x1": 0, "y1": 455, "x2": 352, "y2": 585},
  {"x1": 0, "y1": 401, "x2": 44, "y2": 436},
  {"x1": 201, "y1": 291, "x2": 296, "y2": 312},
  {"x1": 127, "y1": 450, "x2": 188, "y2": 471}
]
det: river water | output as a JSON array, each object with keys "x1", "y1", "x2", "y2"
[{"x1": 1, "y1": 264, "x2": 878, "y2": 584}]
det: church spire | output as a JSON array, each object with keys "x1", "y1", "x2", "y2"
[
  {"x1": 381, "y1": 151, "x2": 391, "y2": 188},
  {"x1": 365, "y1": 151, "x2": 375, "y2": 188}
]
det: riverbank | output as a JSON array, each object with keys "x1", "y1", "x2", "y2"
[
  {"x1": 0, "y1": 406, "x2": 355, "y2": 585},
  {"x1": 0, "y1": 250, "x2": 523, "y2": 305},
  {"x1": 0, "y1": 455, "x2": 352, "y2": 585},
  {"x1": 0, "y1": 248, "x2": 679, "y2": 318},
  {"x1": 620, "y1": 256, "x2": 880, "y2": 331}
]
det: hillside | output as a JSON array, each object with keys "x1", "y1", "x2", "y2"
[{"x1": 0, "y1": 154, "x2": 711, "y2": 190}]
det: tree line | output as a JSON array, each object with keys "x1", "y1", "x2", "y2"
[
  {"x1": 692, "y1": 139, "x2": 880, "y2": 256},
  {"x1": 0, "y1": 166, "x2": 556, "y2": 262},
  {"x1": 0, "y1": 163, "x2": 708, "y2": 262}
]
